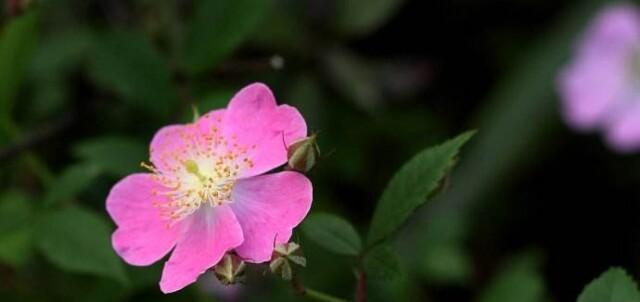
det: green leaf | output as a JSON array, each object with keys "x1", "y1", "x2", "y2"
[
  {"x1": 30, "y1": 28, "x2": 92, "y2": 80},
  {"x1": 198, "y1": 90, "x2": 234, "y2": 111},
  {"x1": 44, "y1": 163, "x2": 101, "y2": 206},
  {"x1": 185, "y1": 0, "x2": 270, "y2": 73},
  {"x1": 477, "y1": 253, "x2": 546, "y2": 302},
  {"x1": 324, "y1": 48, "x2": 382, "y2": 113},
  {"x1": 88, "y1": 30, "x2": 176, "y2": 117},
  {"x1": 417, "y1": 212, "x2": 472, "y2": 284},
  {"x1": 73, "y1": 136, "x2": 147, "y2": 177},
  {"x1": 364, "y1": 244, "x2": 400, "y2": 281},
  {"x1": 334, "y1": 0, "x2": 406, "y2": 37},
  {"x1": 302, "y1": 212, "x2": 362, "y2": 256},
  {"x1": 35, "y1": 207, "x2": 128, "y2": 284},
  {"x1": 0, "y1": 191, "x2": 33, "y2": 235},
  {"x1": 0, "y1": 227, "x2": 33, "y2": 268},
  {"x1": 577, "y1": 267, "x2": 640, "y2": 302},
  {"x1": 0, "y1": 191, "x2": 34, "y2": 267},
  {"x1": 367, "y1": 131, "x2": 475, "y2": 246},
  {"x1": 0, "y1": 11, "x2": 38, "y2": 141}
]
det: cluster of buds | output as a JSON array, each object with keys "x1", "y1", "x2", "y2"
[
  {"x1": 287, "y1": 134, "x2": 320, "y2": 173},
  {"x1": 269, "y1": 242, "x2": 307, "y2": 280},
  {"x1": 213, "y1": 253, "x2": 246, "y2": 285}
]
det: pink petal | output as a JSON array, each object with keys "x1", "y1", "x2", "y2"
[
  {"x1": 222, "y1": 83, "x2": 307, "y2": 178},
  {"x1": 230, "y1": 171, "x2": 312, "y2": 263},
  {"x1": 558, "y1": 4, "x2": 640, "y2": 132},
  {"x1": 106, "y1": 174, "x2": 180, "y2": 266},
  {"x1": 276, "y1": 228, "x2": 293, "y2": 245},
  {"x1": 578, "y1": 4, "x2": 640, "y2": 58},
  {"x1": 557, "y1": 54, "x2": 628, "y2": 130},
  {"x1": 159, "y1": 205, "x2": 243, "y2": 293},
  {"x1": 605, "y1": 103, "x2": 640, "y2": 153},
  {"x1": 149, "y1": 110, "x2": 226, "y2": 174},
  {"x1": 149, "y1": 125, "x2": 187, "y2": 173}
]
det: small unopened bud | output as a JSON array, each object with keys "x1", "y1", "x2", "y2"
[
  {"x1": 287, "y1": 135, "x2": 319, "y2": 173},
  {"x1": 270, "y1": 257, "x2": 293, "y2": 280},
  {"x1": 270, "y1": 242, "x2": 306, "y2": 280},
  {"x1": 214, "y1": 254, "x2": 246, "y2": 285},
  {"x1": 191, "y1": 104, "x2": 201, "y2": 122}
]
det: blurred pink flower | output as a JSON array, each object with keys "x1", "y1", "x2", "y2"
[
  {"x1": 558, "y1": 3, "x2": 640, "y2": 152},
  {"x1": 106, "y1": 83, "x2": 312, "y2": 293}
]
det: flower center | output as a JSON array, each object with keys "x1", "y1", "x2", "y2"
[
  {"x1": 144, "y1": 117, "x2": 256, "y2": 225},
  {"x1": 146, "y1": 155, "x2": 240, "y2": 224}
]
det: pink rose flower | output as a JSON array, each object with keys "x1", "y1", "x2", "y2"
[
  {"x1": 106, "y1": 83, "x2": 312, "y2": 293},
  {"x1": 557, "y1": 3, "x2": 640, "y2": 152}
]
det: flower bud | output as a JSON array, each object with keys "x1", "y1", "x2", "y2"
[
  {"x1": 270, "y1": 242, "x2": 306, "y2": 280},
  {"x1": 214, "y1": 253, "x2": 246, "y2": 285},
  {"x1": 191, "y1": 104, "x2": 201, "y2": 122},
  {"x1": 287, "y1": 135, "x2": 319, "y2": 173},
  {"x1": 269, "y1": 257, "x2": 293, "y2": 280}
]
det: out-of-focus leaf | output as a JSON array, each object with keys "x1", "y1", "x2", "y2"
[
  {"x1": 0, "y1": 11, "x2": 38, "y2": 141},
  {"x1": 35, "y1": 207, "x2": 128, "y2": 284},
  {"x1": 29, "y1": 79, "x2": 65, "y2": 119},
  {"x1": 323, "y1": 48, "x2": 382, "y2": 113},
  {"x1": 185, "y1": 0, "x2": 270, "y2": 73},
  {"x1": 249, "y1": 6, "x2": 310, "y2": 54},
  {"x1": 577, "y1": 267, "x2": 640, "y2": 302},
  {"x1": 88, "y1": 30, "x2": 176, "y2": 117},
  {"x1": 198, "y1": 90, "x2": 234, "y2": 112},
  {"x1": 302, "y1": 212, "x2": 362, "y2": 256},
  {"x1": 0, "y1": 227, "x2": 33, "y2": 268},
  {"x1": 367, "y1": 131, "x2": 474, "y2": 246},
  {"x1": 78, "y1": 278, "x2": 129, "y2": 302},
  {"x1": 182, "y1": 89, "x2": 234, "y2": 122},
  {"x1": 364, "y1": 244, "x2": 400, "y2": 281},
  {"x1": 285, "y1": 75, "x2": 326, "y2": 130},
  {"x1": 0, "y1": 191, "x2": 32, "y2": 235},
  {"x1": 73, "y1": 136, "x2": 146, "y2": 177},
  {"x1": 477, "y1": 253, "x2": 546, "y2": 302},
  {"x1": 0, "y1": 191, "x2": 34, "y2": 267},
  {"x1": 28, "y1": 29, "x2": 92, "y2": 119},
  {"x1": 30, "y1": 28, "x2": 92, "y2": 80},
  {"x1": 419, "y1": 212, "x2": 472, "y2": 284},
  {"x1": 44, "y1": 163, "x2": 101, "y2": 206},
  {"x1": 423, "y1": 246, "x2": 471, "y2": 283},
  {"x1": 334, "y1": 0, "x2": 406, "y2": 37}
]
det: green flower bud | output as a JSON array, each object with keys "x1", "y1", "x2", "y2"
[
  {"x1": 270, "y1": 242, "x2": 307, "y2": 280},
  {"x1": 287, "y1": 135, "x2": 319, "y2": 173},
  {"x1": 270, "y1": 257, "x2": 293, "y2": 280},
  {"x1": 214, "y1": 253, "x2": 246, "y2": 285},
  {"x1": 191, "y1": 104, "x2": 200, "y2": 122}
]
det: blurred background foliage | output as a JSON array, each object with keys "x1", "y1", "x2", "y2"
[{"x1": 1, "y1": 0, "x2": 639, "y2": 301}]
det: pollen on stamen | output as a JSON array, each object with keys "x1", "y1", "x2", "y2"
[
  {"x1": 146, "y1": 130, "x2": 251, "y2": 224},
  {"x1": 140, "y1": 161, "x2": 159, "y2": 174}
]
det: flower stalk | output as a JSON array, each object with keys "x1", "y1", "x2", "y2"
[{"x1": 291, "y1": 272, "x2": 349, "y2": 302}]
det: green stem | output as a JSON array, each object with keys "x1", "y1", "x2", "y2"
[
  {"x1": 305, "y1": 288, "x2": 349, "y2": 302},
  {"x1": 291, "y1": 272, "x2": 349, "y2": 302}
]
